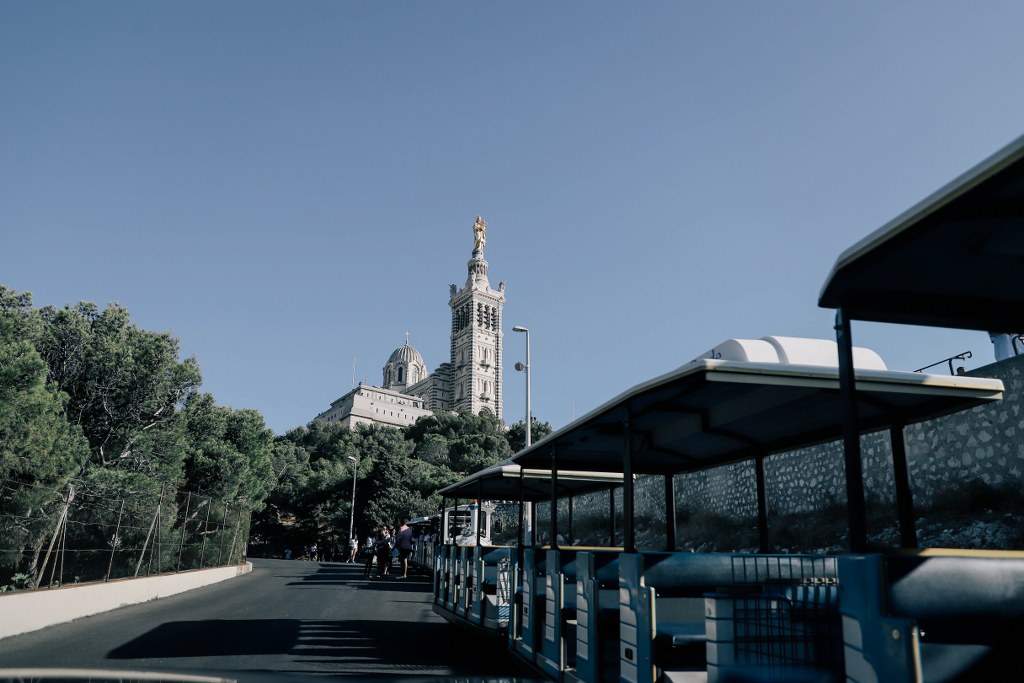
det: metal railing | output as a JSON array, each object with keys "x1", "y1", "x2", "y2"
[
  {"x1": 0, "y1": 477, "x2": 250, "y2": 592},
  {"x1": 915, "y1": 350, "x2": 972, "y2": 375}
]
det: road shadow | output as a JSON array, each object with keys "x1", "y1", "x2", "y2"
[
  {"x1": 285, "y1": 561, "x2": 433, "y2": 593},
  {"x1": 108, "y1": 619, "x2": 302, "y2": 658},
  {"x1": 107, "y1": 618, "x2": 533, "y2": 678}
]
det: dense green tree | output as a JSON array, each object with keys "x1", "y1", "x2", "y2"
[
  {"x1": 0, "y1": 287, "x2": 88, "y2": 488},
  {"x1": 252, "y1": 411, "x2": 515, "y2": 554},
  {"x1": 0, "y1": 289, "x2": 89, "y2": 582},
  {"x1": 407, "y1": 411, "x2": 510, "y2": 474},
  {"x1": 34, "y1": 300, "x2": 201, "y2": 481},
  {"x1": 0, "y1": 286, "x2": 43, "y2": 344},
  {"x1": 414, "y1": 432, "x2": 450, "y2": 466},
  {"x1": 1, "y1": 284, "x2": 287, "y2": 582},
  {"x1": 253, "y1": 439, "x2": 311, "y2": 533},
  {"x1": 2, "y1": 284, "x2": 274, "y2": 511},
  {"x1": 355, "y1": 424, "x2": 417, "y2": 528},
  {"x1": 255, "y1": 422, "x2": 363, "y2": 546},
  {"x1": 0, "y1": 338, "x2": 88, "y2": 488},
  {"x1": 182, "y1": 393, "x2": 275, "y2": 509},
  {"x1": 505, "y1": 419, "x2": 554, "y2": 453}
]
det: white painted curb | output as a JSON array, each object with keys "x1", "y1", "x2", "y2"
[{"x1": 0, "y1": 562, "x2": 252, "y2": 640}]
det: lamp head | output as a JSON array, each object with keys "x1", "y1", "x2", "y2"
[{"x1": 512, "y1": 325, "x2": 528, "y2": 333}]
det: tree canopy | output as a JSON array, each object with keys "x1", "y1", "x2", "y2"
[
  {"x1": 0, "y1": 285, "x2": 275, "y2": 510},
  {"x1": 506, "y1": 418, "x2": 554, "y2": 453},
  {"x1": 252, "y1": 411, "x2": 552, "y2": 553},
  {"x1": 2, "y1": 284, "x2": 555, "y2": 560}
]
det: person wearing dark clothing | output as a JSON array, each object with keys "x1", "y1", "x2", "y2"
[
  {"x1": 396, "y1": 520, "x2": 414, "y2": 579},
  {"x1": 374, "y1": 527, "x2": 392, "y2": 578},
  {"x1": 363, "y1": 531, "x2": 378, "y2": 578}
]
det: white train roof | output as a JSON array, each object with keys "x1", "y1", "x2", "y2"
[
  {"x1": 437, "y1": 463, "x2": 623, "y2": 501},
  {"x1": 512, "y1": 352, "x2": 1003, "y2": 474}
]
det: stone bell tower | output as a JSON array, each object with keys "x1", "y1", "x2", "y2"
[{"x1": 449, "y1": 216, "x2": 505, "y2": 420}]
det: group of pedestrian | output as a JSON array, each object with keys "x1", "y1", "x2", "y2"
[
  {"x1": 305, "y1": 541, "x2": 347, "y2": 562},
  {"x1": 361, "y1": 520, "x2": 414, "y2": 580},
  {"x1": 283, "y1": 537, "x2": 362, "y2": 562}
]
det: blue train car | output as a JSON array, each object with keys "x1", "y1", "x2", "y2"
[
  {"x1": 434, "y1": 351, "x2": 1001, "y2": 682},
  {"x1": 434, "y1": 133, "x2": 1024, "y2": 683}
]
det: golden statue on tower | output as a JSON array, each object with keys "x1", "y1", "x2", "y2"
[{"x1": 473, "y1": 216, "x2": 487, "y2": 255}]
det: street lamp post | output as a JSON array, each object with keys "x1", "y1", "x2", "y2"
[
  {"x1": 348, "y1": 456, "x2": 359, "y2": 543},
  {"x1": 513, "y1": 325, "x2": 532, "y2": 450}
]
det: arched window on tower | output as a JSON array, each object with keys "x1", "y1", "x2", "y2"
[{"x1": 398, "y1": 367, "x2": 404, "y2": 384}]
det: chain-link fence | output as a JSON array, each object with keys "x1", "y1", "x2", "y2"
[{"x1": 0, "y1": 477, "x2": 251, "y2": 592}]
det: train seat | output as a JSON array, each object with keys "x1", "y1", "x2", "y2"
[
  {"x1": 516, "y1": 548, "x2": 548, "y2": 659},
  {"x1": 565, "y1": 548, "x2": 618, "y2": 683},
  {"x1": 620, "y1": 552, "x2": 737, "y2": 683},
  {"x1": 654, "y1": 619, "x2": 706, "y2": 649},
  {"x1": 538, "y1": 548, "x2": 584, "y2": 676},
  {"x1": 622, "y1": 553, "x2": 840, "y2": 683},
  {"x1": 478, "y1": 547, "x2": 508, "y2": 595},
  {"x1": 840, "y1": 552, "x2": 1024, "y2": 683},
  {"x1": 572, "y1": 551, "x2": 623, "y2": 683}
]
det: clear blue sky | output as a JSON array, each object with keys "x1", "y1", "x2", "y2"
[{"x1": 4, "y1": 2, "x2": 1024, "y2": 436}]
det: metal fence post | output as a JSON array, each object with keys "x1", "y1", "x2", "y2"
[
  {"x1": 135, "y1": 485, "x2": 166, "y2": 577},
  {"x1": 176, "y1": 492, "x2": 192, "y2": 572},
  {"x1": 106, "y1": 499, "x2": 125, "y2": 581},
  {"x1": 135, "y1": 486, "x2": 164, "y2": 578},
  {"x1": 35, "y1": 484, "x2": 74, "y2": 590},
  {"x1": 217, "y1": 502, "x2": 229, "y2": 566},
  {"x1": 155, "y1": 485, "x2": 164, "y2": 574},
  {"x1": 54, "y1": 503, "x2": 70, "y2": 588},
  {"x1": 198, "y1": 497, "x2": 213, "y2": 568},
  {"x1": 228, "y1": 507, "x2": 241, "y2": 565}
]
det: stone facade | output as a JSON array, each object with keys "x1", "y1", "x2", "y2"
[
  {"x1": 663, "y1": 353, "x2": 1024, "y2": 548},
  {"x1": 314, "y1": 384, "x2": 434, "y2": 430},
  {"x1": 405, "y1": 362, "x2": 453, "y2": 413},
  {"x1": 382, "y1": 341, "x2": 427, "y2": 394},
  {"x1": 448, "y1": 239, "x2": 505, "y2": 420},
  {"x1": 314, "y1": 217, "x2": 504, "y2": 429}
]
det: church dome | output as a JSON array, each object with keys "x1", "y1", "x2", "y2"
[
  {"x1": 383, "y1": 340, "x2": 427, "y2": 390},
  {"x1": 388, "y1": 341, "x2": 425, "y2": 367}
]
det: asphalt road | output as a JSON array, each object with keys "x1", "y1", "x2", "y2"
[{"x1": 0, "y1": 558, "x2": 537, "y2": 681}]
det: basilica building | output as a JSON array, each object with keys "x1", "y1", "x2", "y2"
[{"x1": 314, "y1": 217, "x2": 506, "y2": 430}]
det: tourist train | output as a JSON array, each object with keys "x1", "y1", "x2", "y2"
[
  {"x1": 408, "y1": 500, "x2": 509, "y2": 570},
  {"x1": 424, "y1": 133, "x2": 1024, "y2": 683}
]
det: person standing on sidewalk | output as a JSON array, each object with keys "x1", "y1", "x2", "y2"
[
  {"x1": 362, "y1": 531, "x2": 377, "y2": 577},
  {"x1": 374, "y1": 526, "x2": 393, "y2": 579},
  {"x1": 395, "y1": 520, "x2": 414, "y2": 579}
]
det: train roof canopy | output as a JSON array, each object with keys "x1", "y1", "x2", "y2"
[
  {"x1": 819, "y1": 133, "x2": 1024, "y2": 330},
  {"x1": 437, "y1": 463, "x2": 623, "y2": 501},
  {"x1": 512, "y1": 359, "x2": 1003, "y2": 474}
]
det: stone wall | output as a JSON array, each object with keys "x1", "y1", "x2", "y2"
[
  {"x1": 666, "y1": 354, "x2": 1024, "y2": 542},
  {"x1": 904, "y1": 354, "x2": 1024, "y2": 501}
]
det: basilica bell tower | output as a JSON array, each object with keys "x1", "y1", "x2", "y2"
[{"x1": 449, "y1": 216, "x2": 505, "y2": 420}]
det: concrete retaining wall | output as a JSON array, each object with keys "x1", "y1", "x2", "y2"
[{"x1": 0, "y1": 562, "x2": 252, "y2": 640}]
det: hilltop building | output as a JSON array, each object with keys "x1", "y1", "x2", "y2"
[{"x1": 315, "y1": 217, "x2": 505, "y2": 429}]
